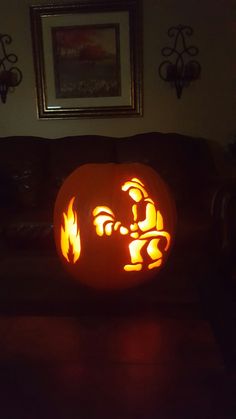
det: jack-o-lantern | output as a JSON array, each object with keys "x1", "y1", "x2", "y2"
[{"x1": 54, "y1": 163, "x2": 176, "y2": 289}]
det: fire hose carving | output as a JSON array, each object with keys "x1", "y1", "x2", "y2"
[{"x1": 60, "y1": 178, "x2": 171, "y2": 271}]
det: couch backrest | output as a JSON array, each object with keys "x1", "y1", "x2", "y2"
[{"x1": 0, "y1": 132, "x2": 218, "y2": 218}]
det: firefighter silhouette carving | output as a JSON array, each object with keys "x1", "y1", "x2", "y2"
[{"x1": 93, "y1": 177, "x2": 171, "y2": 272}]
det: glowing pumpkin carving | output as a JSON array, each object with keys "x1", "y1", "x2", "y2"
[{"x1": 54, "y1": 163, "x2": 176, "y2": 290}]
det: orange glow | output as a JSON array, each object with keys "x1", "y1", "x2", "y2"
[
  {"x1": 121, "y1": 178, "x2": 148, "y2": 198},
  {"x1": 93, "y1": 177, "x2": 171, "y2": 272},
  {"x1": 92, "y1": 206, "x2": 115, "y2": 236},
  {"x1": 124, "y1": 240, "x2": 145, "y2": 271},
  {"x1": 138, "y1": 200, "x2": 156, "y2": 231},
  {"x1": 120, "y1": 226, "x2": 129, "y2": 235},
  {"x1": 156, "y1": 210, "x2": 164, "y2": 230},
  {"x1": 54, "y1": 163, "x2": 176, "y2": 290},
  {"x1": 61, "y1": 197, "x2": 81, "y2": 263}
]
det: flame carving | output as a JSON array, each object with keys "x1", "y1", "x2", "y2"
[{"x1": 61, "y1": 197, "x2": 81, "y2": 263}]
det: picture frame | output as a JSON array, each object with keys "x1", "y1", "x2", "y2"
[{"x1": 30, "y1": 1, "x2": 142, "y2": 119}]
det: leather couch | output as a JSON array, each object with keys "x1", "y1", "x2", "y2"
[{"x1": 0, "y1": 131, "x2": 235, "y2": 321}]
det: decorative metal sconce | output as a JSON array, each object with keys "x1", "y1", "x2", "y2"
[
  {"x1": 0, "y1": 33, "x2": 22, "y2": 103},
  {"x1": 159, "y1": 25, "x2": 201, "y2": 98}
]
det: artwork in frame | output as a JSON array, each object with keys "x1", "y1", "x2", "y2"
[{"x1": 30, "y1": 1, "x2": 142, "y2": 119}]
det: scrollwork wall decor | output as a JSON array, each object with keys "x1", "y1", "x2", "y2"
[
  {"x1": 159, "y1": 25, "x2": 201, "y2": 98},
  {"x1": 0, "y1": 33, "x2": 22, "y2": 103}
]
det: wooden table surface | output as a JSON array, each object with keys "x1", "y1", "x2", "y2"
[{"x1": 0, "y1": 309, "x2": 235, "y2": 419}]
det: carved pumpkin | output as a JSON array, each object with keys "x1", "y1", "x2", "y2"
[{"x1": 54, "y1": 163, "x2": 176, "y2": 289}]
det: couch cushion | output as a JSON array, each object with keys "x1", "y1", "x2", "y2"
[{"x1": 0, "y1": 137, "x2": 50, "y2": 211}]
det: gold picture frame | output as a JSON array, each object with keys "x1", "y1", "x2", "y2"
[{"x1": 30, "y1": 1, "x2": 142, "y2": 119}]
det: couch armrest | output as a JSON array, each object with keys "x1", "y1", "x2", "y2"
[
  {"x1": 198, "y1": 178, "x2": 236, "y2": 371},
  {"x1": 210, "y1": 178, "x2": 236, "y2": 266}
]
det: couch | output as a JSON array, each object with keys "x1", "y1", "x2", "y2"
[
  {"x1": 1, "y1": 130, "x2": 236, "y2": 419},
  {"x1": 0, "y1": 131, "x2": 234, "y2": 302},
  {"x1": 0, "y1": 131, "x2": 235, "y2": 367}
]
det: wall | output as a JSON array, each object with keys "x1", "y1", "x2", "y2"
[{"x1": 0, "y1": 0, "x2": 236, "y2": 143}]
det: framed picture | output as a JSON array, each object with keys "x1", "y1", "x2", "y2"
[{"x1": 30, "y1": 1, "x2": 142, "y2": 119}]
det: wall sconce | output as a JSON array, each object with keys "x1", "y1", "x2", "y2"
[
  {"x1": 158, "y1": 25, "x2": 201, "y2": 99},
  {"x1": 0, "y1": 33, "x2": 22, "y2": 103}
]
